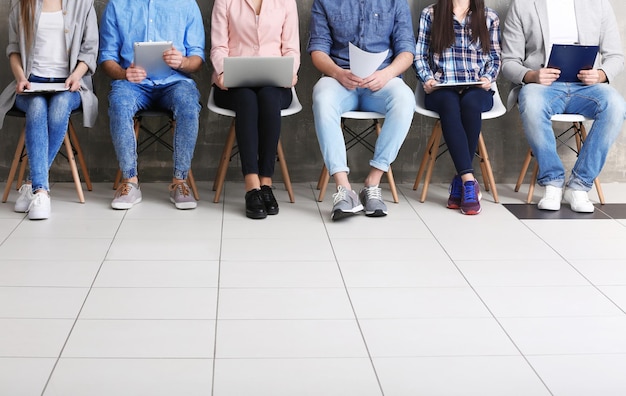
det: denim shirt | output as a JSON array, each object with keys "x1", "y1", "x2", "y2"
[
  {"x1": 98, "y1": 0, "x2": 205, "y2": 86},
  {"x1": 307, "y1": 0, "x2": 416, "y2": 70}
]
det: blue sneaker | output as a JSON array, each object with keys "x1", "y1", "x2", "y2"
[
  {"x1": 447, "y1": 175, "x2": 462, "y2": 209},
  {"x1": 460, "y1": 180, "x2": 482, "y2": 215}
]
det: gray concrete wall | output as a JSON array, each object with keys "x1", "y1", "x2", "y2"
[{"x1": 1, "y1": 0, "x2": 625, "y2": 185}]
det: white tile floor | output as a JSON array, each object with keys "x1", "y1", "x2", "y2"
[{"x1": 1, "y1": 180, "x2": 626, "y2": 396}]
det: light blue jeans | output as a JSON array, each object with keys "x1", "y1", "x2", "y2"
[
  {"x1": 518, "y1": 82, "x2": 625, "y2": 191},
  {"x1": 15, "y1": 88, "x2": 81, "y2": 192},
  {"x1": 312, "y1": 76, "x2": 414, "y2": 175},
  {"x1": 108, "y1": 80, "x2": 201, "y2": 180}
]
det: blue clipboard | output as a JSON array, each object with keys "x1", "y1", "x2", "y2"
[{"x1": 547, "y1": 44, "x2": 599, "y2": 83}]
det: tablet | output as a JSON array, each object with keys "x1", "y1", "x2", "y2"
[
  {"x1": 133, "y1": 41, "x2": 173, "y2": 79},
  {"x1": 547, "y1": 44, "x2": 599, "y2": 83},
  {"x1": 223, "y1": 56, "x2": 293, "y2": 88},
  {"x1": 23, "y1": 82, "x2": 69, "y2": 93}
]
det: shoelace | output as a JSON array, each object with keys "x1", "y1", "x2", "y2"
[
  {"x1": 27, "y1": 192, "x2": 46, "y2": 211},
  {"x1": 463, "y1": 183, "x2": 478, "y2": 203},
  {"x1": 332, "y1": 186, "x2": 348, "y2": 205},
  {"x1": 364, "y1": 186, "x2": 382, "y2": 201},
  {"x1": 117, "y1": 182, "x2": 133, "y2": 197},
  {"x1": 169, "y1": 182, "x2": 190, "y2": 197}
]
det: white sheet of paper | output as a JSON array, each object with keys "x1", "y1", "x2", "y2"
[{"x1": 349, "y1": 42, "x2": 389, "y2": 78}]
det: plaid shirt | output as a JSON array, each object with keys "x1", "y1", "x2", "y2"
[{"x1": 415, "y1": 5, "x2": 501, "y2": 84}]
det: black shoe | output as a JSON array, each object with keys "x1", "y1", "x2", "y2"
[
  {"x1": 245, "y1": 189, "x2": 267, "y2": 219},
  {"x1": 260, "y1": 185, "x2": 279, "y2": 215}
]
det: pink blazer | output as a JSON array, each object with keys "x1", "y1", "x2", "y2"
[{"x1": 210, "y1": 0, "x2": 300, "y2": 84}]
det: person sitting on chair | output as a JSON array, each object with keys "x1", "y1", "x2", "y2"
[
  {"x1": 0, "y1": 0, "x2": 98, "y2": 220},
  {"x1": 308, "y1": 0, "x2": 416, "y2": 221},
  {"x1": 99, "y1": 0, "x2": 205, "y2": 210},
  {"x1": 210, "y1": 0, "x2": 300, "y2": 219},
  {"x1": 414, "y1": 0, "x2": 501, "y2": 215},
  {"x1": 501, "y1": 0, "x2": 625, "y2": 213}
]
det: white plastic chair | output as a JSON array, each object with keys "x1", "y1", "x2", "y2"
[
  {"x1": 413, "y1": 82, "x2": 506, "y2": 203},
  {"x1": 315, "y1": 110, "x2": 399, "y2": 203},
  {"x1": 208, "y1": 86, "x2": 301, "y2": 203},
  {"x1": 514, "y1": 113, "x2": 605, "y2": 204}
]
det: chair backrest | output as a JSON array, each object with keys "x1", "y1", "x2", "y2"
[
  {"x1": 414, "y1": 81, "x2": 506, "y2": 120},
  {"x1": 207, "y1": 86, "x2": 302, "y2": 118}
]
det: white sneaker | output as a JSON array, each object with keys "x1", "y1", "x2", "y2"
[
  {"x1": 27, "y1": 192, "x2": 51, "y2": 220},
  {"x1": 537, "y1": 185, "x2": 563, "y2": 211},
  {"x1": 563, "y1": 188, "x2": 595, "y2": 213},
  {"x1": 14, "y1": 183, "x2": 34, "y2": 213}
]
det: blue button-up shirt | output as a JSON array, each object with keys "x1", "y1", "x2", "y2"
[
  {"x1": 307, "y1": 0, "x2": 416, "y2": 70},
  {"x1": 98, "y1": 0, "x2": 205, "y2": 86},
  {"x1": 415, "y1": 6, "x2": 501, "y2": 84}
]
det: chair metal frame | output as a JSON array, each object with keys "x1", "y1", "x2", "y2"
[
  {"x1": 207, "y1": 86, "x2": 301, "y2": 204},
  {"x1": 2, "y1": 108, "x2": 92, "y2": 203},
  {"x1": 413, "y1": 82, "x2": 506, "y2": 203},
  {"x1": 316, "y1": 111, "x2": 399, "y2": 203},
  {"x1": 514, "y1": 113, "x2": 605, "y2": 204},
  {"x1": 112, "y1": 109, "x2": 200, "y2": 200}
]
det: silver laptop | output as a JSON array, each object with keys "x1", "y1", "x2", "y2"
[
  {"x1": 223, "y1": 56, "x2": 293, "y2": 88},
  {"x1": 134, "y1": 41, "x2": 173, "y2": 79}
]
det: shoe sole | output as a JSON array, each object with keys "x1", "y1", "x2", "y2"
[
  {"x1": 246, "y1": 211, "x2": 268, "y2": 219},
  {"x1": 461, "y1": 208, "x2": 482, "y2": 215},
  {"x1": 28, "y1": 212, "x2": 50, "y2": 220},
  {"x1": 331, "y1": 204, "x2": 363, "y2": 221},
  {"x1": 365, "y1": 209, "x2": 387, "y2": 217},
  {"x1": 170, "y1": 198, "x2": 197, "y2": 210},
  {"x1": 111, "y1": 197, "x2": 142, "y2": 210},
  {"x1": 266, "y1": 208, "x2": 279, "y2": 215}
]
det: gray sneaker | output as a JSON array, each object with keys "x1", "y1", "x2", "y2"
[
  {"x1": 111, "y1": 182, "x2": 142, "y2": 210},
  {"x1": 14, "y1": 183, "x2": 34, "y2": 213},
  {"x1": 359, "y1": 185, "x2": 387, "y2": 217},
  {"x1": 331, "y1": 185, "x2": 363, "y2": 221},
  {"x1": 169, "y1": 181, "x2": 197, "y2": 210}
]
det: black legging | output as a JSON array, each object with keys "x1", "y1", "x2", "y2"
[
  {"x1": 214, "y1": 86, "x2": 292, "y2": 177},
  {"x1": 425, "y1": 87, "x2": 494, "y2": 176}
]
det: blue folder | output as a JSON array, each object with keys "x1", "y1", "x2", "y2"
[{"x1": 547, "y1": 44, "x2": 599, "y2": 83}]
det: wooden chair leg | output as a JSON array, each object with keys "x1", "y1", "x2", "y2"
[
  {"x1": 515, "y1": 149, "x2": 533, "y2": 192},
  {"x1": 68, "y1": 120, "x2": 92, "y2": 191},
  {"x1": 63, "y1": 132, "x2": 85, "y2": 203},
  {"x1": 187, "y1": 169, "x2": 200, "y2": 201},
  {"x1": 419, "y1": 124, "x2": 443, "y2": 203},
  {"x1": 317, "y1": 165, "x2": 330, "y2": 202},
  {"x1": 213, "y1": 121, "x2": 237, "y2": 203},
  {"x1": 276, "y1": 140, "x2": 295, "y2": 203},
  {"x1": 386, "y1": 165, "x2": 399, "y2": 203},
  {"x1": 527, "y1": 163, "x2": 539, "y2": 204},
  {"x1": 477, "y1": 134, "x2": 498, "y2": 203},
  {"x1": 2, "y1": 130, "x2": 26, "y2": 203},
  {"x1": 413, "y1": 124, "x2": 439, "y2": 191}
]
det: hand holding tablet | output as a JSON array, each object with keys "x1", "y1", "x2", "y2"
[{"x1": 133, "y1": 41, "x2": 174, "y2": 79}]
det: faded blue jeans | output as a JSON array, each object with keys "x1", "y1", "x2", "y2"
[
  {"x1": 14, "y1": 77, "x2": 81, "y2": 192},
  {"x1": 518, "y1": 82, "x2": 625, "y2": 191},
  {"x1": 312, "y1": 76, "x2": 414, "y2": 176},
  {"x1": 108, "y1": 80, "x2": 201, "y2": 180}
]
